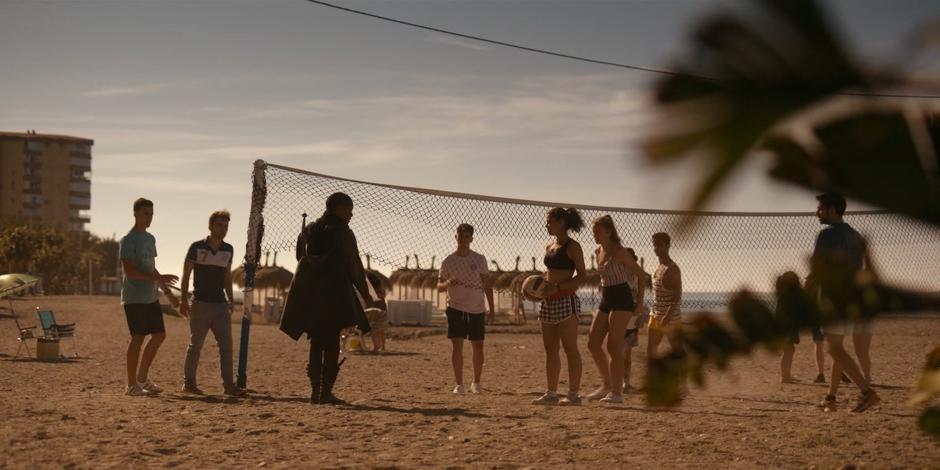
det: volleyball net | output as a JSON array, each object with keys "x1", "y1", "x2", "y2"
[{"x1": 242, "y1": 160, "x2": 940, "y2": 313}]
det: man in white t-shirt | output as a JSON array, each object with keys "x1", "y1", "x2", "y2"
[{"x1": 437, "y1": 223, "x2": 495, "y2": 395}]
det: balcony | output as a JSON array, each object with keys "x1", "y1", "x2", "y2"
[
  {"x1": 70, "y1": 195, "x2": 91, "y2": 209},
  {"x1": 70, "y1": 156, "x2": 91, "y2": 171},
  {"x1": 26, "y1": 141, "x2": 45, "y2": 152},
  {"x1": 70, "y1": 143, "x2": 91, "y2": 155},
  {"x1": 69, "y1": 178, "x2": 90, "y2": 193}
]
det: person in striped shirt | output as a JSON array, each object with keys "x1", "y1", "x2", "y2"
[{"x1": 647, "y1": 232, "x2": 682, "y2": 360}]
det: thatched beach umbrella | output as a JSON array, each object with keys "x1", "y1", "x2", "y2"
[
  {"x1": 398, "y1": 254, "x2": 423, "y2": 299},
  {"x1": 364, "y1": 254, "x2": 392, "y2": 293},
  {"x1": 255, "y1": 266, "x2": 293, "y2": 291},
  {"x1": 418, "y1": 256, "x2": 440, "y2": 307},
  {"x1": 489, "y1": 260, "x2": 503, "y2": 310},
  {"x1": 509, "y1": 257, "x2": 541, "y2": 324},
  {"x1": 493, "y1": 256, "x2": 522, "y2": 292},
  {"x1": 410, "y1": 255, "x2": 437, "y2": 301},
  {"x1": 232, "y1": 265, "x2": 246, "y2": 287},
  {"x1": 388, "y1": 255, "x2": 411, "y2": 299},
  {"x1": 493, "y1": 256, "x2": 522, "y2": 319},
  {"x1": 255, "y1": 252, "x2": 293, "y2": 307}
]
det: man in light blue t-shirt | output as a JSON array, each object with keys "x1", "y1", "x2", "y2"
[{"x1": 120, "y1": 198, "x2": 179, "y2": 397}]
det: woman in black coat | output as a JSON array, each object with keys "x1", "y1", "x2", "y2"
[{"x1": 281, "y1": 192, "x2": 373, "y2": 404}]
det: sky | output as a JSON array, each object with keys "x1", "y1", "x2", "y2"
[{"x1": 1, "y1": 0, "x2": 938, "y2": 278}]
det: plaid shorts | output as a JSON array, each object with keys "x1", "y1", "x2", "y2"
[{"x1": 539, "y1": 295, "x2": 580, "y2": 324}]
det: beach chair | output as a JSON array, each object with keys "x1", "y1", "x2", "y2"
[
  {"x1": 13, "y1": 314, "x2": 38, "y2": 359},
  {"x1": 36, "y1": 309, "x2": 77, "y2": 357}
]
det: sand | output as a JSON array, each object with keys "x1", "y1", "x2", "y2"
[{"x1": 1, "y1": 295, "x2": 938, "y2": 469}]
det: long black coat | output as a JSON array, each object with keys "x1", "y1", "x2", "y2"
[{"x1": 280, "y1": 213, "x2": 372, "y2": 342}]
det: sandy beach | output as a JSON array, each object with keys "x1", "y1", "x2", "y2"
[{"x1": 1, "y1": 295, "x2": 938, "y2": 469}]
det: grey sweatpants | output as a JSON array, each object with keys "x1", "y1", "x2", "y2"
[{"x1": 183, "y1": 301, "x2": 234, "y2": 387}]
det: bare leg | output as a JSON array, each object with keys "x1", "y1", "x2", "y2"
[
  {"x1": 828, "y1": 356, "x2": 843, "y2": 397},
  {"x1": 451, "y1": 338, "x2": 464, "y2": 385},
  {"x1": 606, "y1": 311, "x2": 632, "y2": 396},
  {"x1": 622, "y1": 345, "x2": 634, "y2": 391},
  {"x1": 541, "y1": 322, "x2": 561, "y2": 393},
  {"x1": 126, "y1": 335, "x2": 145, "y2": 386},
  {"x1": 781, "y1": 343, "x2": 795, "y2": 383},
  {"x1": 558, "y1": 315, "x2": 582, "y2": 395},
  {"x1": 827, "y1": 334, "x2": 870, "y2": 393},
  {"x1": 853, "y1": 327, "x2": 872, "y2": 383},
  {"x1": 471, "y1": 340, "x2": 484, "y2": 384},
  {"x1": 136, "y1": 332, "x2": 165, "y2": 383},
  {"x1": 587, "y1": 312, "x2": 611, "y2": 390},
  {"x1": 648, "y1": 323, "x2": 664, "y2": 359},
  {"x1": 814, "y1": 340, "x2": 825, "y2": 376}
]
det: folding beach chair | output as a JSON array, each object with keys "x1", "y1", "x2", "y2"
[
  {"x1": 36, "y1": 309, "x2": 77, "y2": 357},
  {"x1": 13, "y1": 314, "x2": 37, "y2": 359}
]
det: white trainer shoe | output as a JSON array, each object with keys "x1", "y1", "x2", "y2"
[
  {"x1": 585, "y1": 386, "x2": 610, "y2": 401},
  {"x1": 138, "y1": 380, "x2": 162, "y2": 394},
  {"x1": 469, "y1": 383, "x2": 483, "y2": 394},
  {"x1": 532, "y1": 391, "x2": 559, "y2": 405},
  {"x1": 559, "y1": 392, "x2": 582, "y2": 406},
  {"x1": 599, "y1": 392, "x2": 623, "y2": 404},
  {"x1": 452, "y1": 384, "x2": 466, "y2": 395}
]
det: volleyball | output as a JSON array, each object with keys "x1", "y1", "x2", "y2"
[{"x1": 521, "y1": 274, "x2": 548, "y2": 301}]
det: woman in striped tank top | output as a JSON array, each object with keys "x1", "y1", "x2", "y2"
[{"x1": 585, "y1": 215, "x2": 647, "y2": 404}]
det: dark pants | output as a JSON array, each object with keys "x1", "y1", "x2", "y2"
[{"x1": 307, "y1": 332, "x2": 341, "y2": 401}]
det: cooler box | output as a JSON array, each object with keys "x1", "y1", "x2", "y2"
[
  {"x1": 386, "y1": 300, "x2": 432, "y2": 326},
  {"x1": 37, "y1": 338, "x2": 60, "y2": 361}
]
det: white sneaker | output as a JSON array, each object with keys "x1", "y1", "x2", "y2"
[
  {"x1": 532, "y1": 391, "x2": 559, "y2": 405},
  {"x1": 585, "y1": 386, "x2": 610, "y2": 401},
  {"x1": 452, "y1": 384, "x2": 466, "y2": 395},
  {"x1": 138, "y1": 380, "x2": 162, "y2": 394},
  {"x1": 469, "y1": 383, "x2": 483, "y2": 394},
  {"x1": 599, "y1": 392, "x2": 623, "y2": 404},
  {"x1": 559, "y1": 392, "x2": 582, "y2": 406},
  {"x1": 125, "y1": 384, "x2": 146, "y2": 396}
]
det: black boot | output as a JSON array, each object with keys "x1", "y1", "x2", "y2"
[
  {"x1": 320, "y1": 344, "x2": 345, "y2": 405},
  {"x1": 309, "y1": 375, "x2": 321, "y2": 404},
  {"x1": 307, "y1": 343, "x2": 324, "y2": 404}
]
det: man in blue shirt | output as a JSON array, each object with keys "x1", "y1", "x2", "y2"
[
  {"x1": 808, "y1": 193, "x2": 879, "y2": 413},
  {"x1": 120, "y1": 198, "x2": 179, "y2": 396},
  {"x1": 179, "y1": 210, "x2": 246, "y2": 397}
]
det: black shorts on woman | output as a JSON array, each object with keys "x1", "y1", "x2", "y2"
[{"x1": 597, "y1": 283, "x2": 635, "y2": 315}]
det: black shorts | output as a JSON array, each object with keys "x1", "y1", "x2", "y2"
[
  {"x1": 598, "y1": 284, "x2": 635, "y2": 314},
  {"x1": 811, "y1": 326, "x2": 824, "y2": 342},
  {"x1": 123, "y1": 302, "x2": 165, "y2": 336},
  {"x1": 446, "y1": 308, "x2": 485, "y2": 341},
  {"x1": 789, "y1": 326, "x2": 824, "y2": 344}
]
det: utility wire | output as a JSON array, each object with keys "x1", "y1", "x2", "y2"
[{"x1": 306, "y1": 0, "x2": 940, "y2": 100}]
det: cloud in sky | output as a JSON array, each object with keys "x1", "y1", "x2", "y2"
[
  {"x1": 81, "y1": 82, "x2": 171, "y2": 98},
  {"x1": 423, "y1": 35, "x2": 491, "y2": 51}
]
